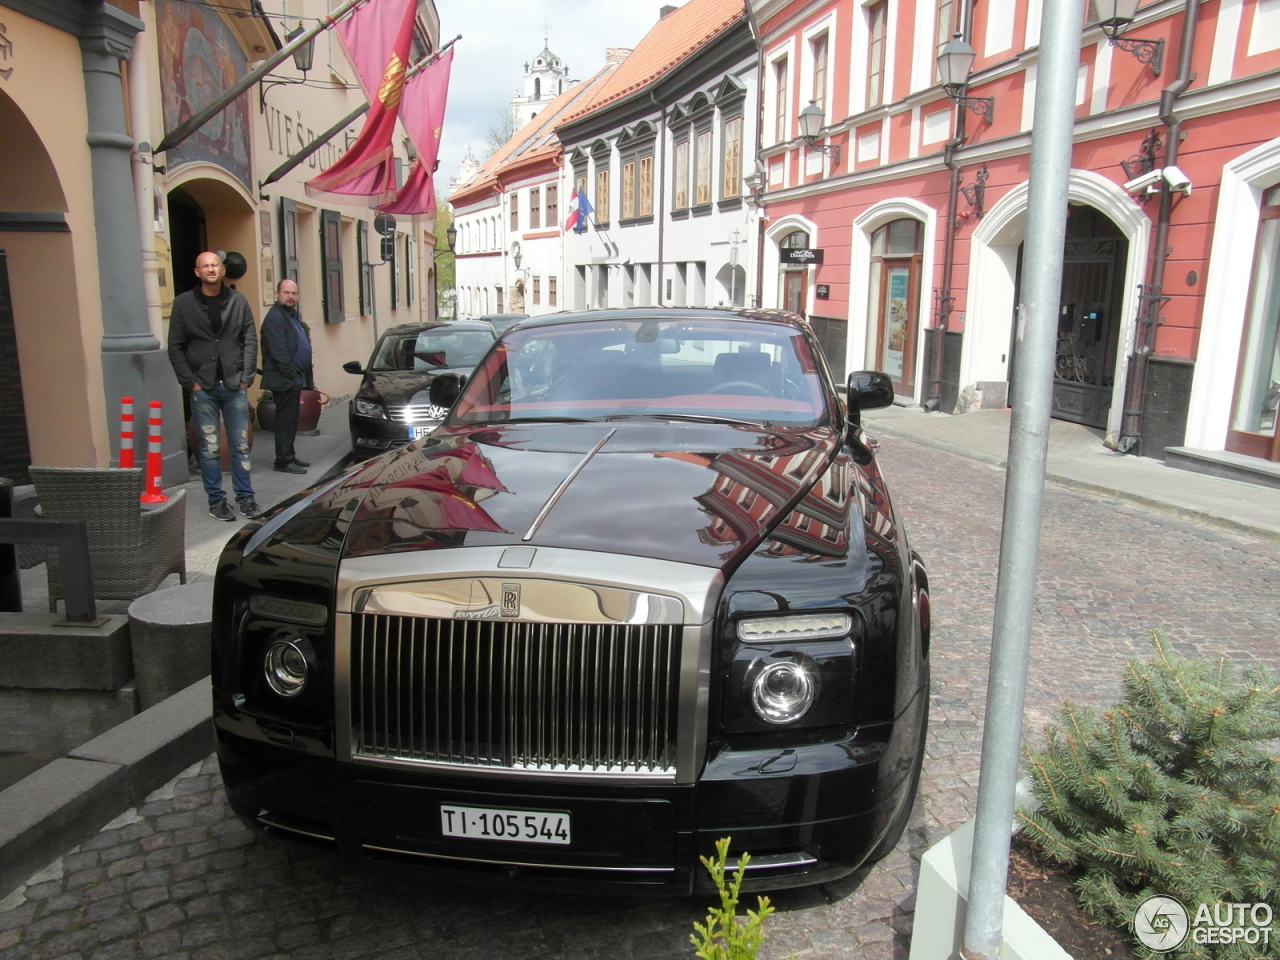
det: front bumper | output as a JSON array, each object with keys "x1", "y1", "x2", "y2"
[
  {"x1": 349, "y1": 413, "x2": 441, "y2": 454},
  {"x1": 215, "y1": 716, "x2": 907, "y2": 895}
]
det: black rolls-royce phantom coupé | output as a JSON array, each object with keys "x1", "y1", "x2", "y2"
[{"x1": 212, "y1": 307, "x2": 930, "y2": 894}]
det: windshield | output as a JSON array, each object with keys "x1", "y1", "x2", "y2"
[
  {"x1": 450, "y1": 318, "x2": 830, "y2": 427},
  {"x1": 371, "y1": 328, "x2": 494, "y2": 371}
]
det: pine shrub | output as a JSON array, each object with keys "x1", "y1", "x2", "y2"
[
  {"x1": 690, "y1": 837, "x2": 775, "y2": 960},
  {"x1": 1018, "y1": 631, "x2": 1280, "y2": 959}
]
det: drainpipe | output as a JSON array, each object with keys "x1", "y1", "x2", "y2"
[
  {"x1": 925, "y1": 0, "x2": 976, "y2": 411},
  {"x1": 650, "y1": 91, "x2": 668, "y2": 305},
  {"x1": 1117, "y1": 0, "x2": 1201, "y2": 453},
  {"x1": 745, "y1": 3, "x2": 767, "y2": 309}
]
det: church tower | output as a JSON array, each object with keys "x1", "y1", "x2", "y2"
[{"x1": 511, "y1": 38, "x2": 576, "y2": 129}]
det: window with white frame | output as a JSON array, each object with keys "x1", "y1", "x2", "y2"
[
  {"x1": 867, "y1": 1, "x2": 887, "y2": 109},
  {"x1": 810, "y1": 32, "x2": 829, "y2": 109},
  {"x1": 774, "y1": 56, "x2": 789, "y2": 143}
]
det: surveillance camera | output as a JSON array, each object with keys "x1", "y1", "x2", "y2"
[
  {"x1": 1124, "y1": 169, "x2": 1163, "y2": 194},
  {"x1": 1163, "y1": 164, "x2": 1192, "y2": 193}
]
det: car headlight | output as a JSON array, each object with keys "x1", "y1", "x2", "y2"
[
  {"x1": 264, "y1": 639, "x2": 309, "y2": 697},
  {"x1": 353, "y1": 398, "x2": 388, "y2": 419},
  {"x1": 737, "y1": 612, "x2": 852, "y2": 643},
  {"x1": 750, "y1": 659, "x2": 818, "y2": 724}
]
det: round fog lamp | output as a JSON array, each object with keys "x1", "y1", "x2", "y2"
[
  {"x1": 751, "y1": 660, "x2": 816, "y2": 724},
  {"x1": 264, "y1": 640, "x2": 309, "y2": 697}
]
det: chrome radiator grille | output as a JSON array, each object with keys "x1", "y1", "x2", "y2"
[{"x1": 350, "y1": 614, "x2": 681, "y2": 775}]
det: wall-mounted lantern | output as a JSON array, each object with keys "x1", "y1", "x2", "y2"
[{"x1": 937, "y1": 34, "x2": 995, "y2": 124}]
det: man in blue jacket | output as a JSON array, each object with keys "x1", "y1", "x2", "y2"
[
  {"x1": 167, "y1": 251, "x2": 261, "y2": 521},
  {"x1": 260, "y1": 278, "x2": 313, "y2": 475}
]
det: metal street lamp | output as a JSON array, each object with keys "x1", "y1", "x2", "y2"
[
  {"x1": 287, "y1": 24, "x2": 314, "y2": 73},
  {"x1": 1090, "y1": 0, "x2": 1164, "y2": 76},
  {"x1": 937, "y1": 34, "x2": 995, "y2": 123},
  {"x1": 445, "y1": 223, "x2": 457, "y2": 252},
  {"x1": 797, "y1": 101, "x2": 841, "y2": 165}
]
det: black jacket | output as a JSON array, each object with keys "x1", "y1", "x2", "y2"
[
  {"x1": 260, "y1": 303, "x2": 313, "y2": 392},
  {"x1": 167, "y1": 285, "x2": 258, "y2": 390}
]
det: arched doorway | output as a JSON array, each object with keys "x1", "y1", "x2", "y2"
[
  {"x1": 1009, "y1": 205, "x2": 1129, "y2": 427},
  {"x1": 0, "y1": 87, "x2": 76, "y2": 478},
  {"x1": 867, "y1": 218, "x2": 924, "y2": 397},
  {"x1": 779, "y1": 229, "x2": 809, "y2": 316},
  {"x1": 967, "y1": 170, "x2": 1149, "y2": 439},
  {"x1": 166, "y1": 174, "x2": 259, "y2": 306},
  {"x1": 715, "y1": 262, "x2": 746, "y2": 307}
]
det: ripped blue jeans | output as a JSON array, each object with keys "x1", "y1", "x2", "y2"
[{"x1": 189, "y1": 382, "x2": 254, "y2": 506}]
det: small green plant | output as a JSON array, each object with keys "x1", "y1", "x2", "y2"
[
  {"x1": 1018, "y1": 630, "x2": 1280, "y2": 959},
  {"x1": 690, "y1": 837, "x2": 776, "y2": 960}
]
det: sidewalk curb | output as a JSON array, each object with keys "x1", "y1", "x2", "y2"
[
  {"x1": 869, "y1": 421, "x2": 1280, "y2": 544},
  {"x1": 0, "y1": 677, "x2": 212, "y2": 900}
]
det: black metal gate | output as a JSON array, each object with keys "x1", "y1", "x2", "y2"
[{"x1": 1051, "y1": 206, "x2": 1128, "y2": 427}]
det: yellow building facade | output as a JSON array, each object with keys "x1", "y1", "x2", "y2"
[{"x1": 0, "y1": 0, "x2": 442, "y2": 485}]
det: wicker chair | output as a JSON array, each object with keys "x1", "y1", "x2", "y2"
[{"x1": 28, "y1": 466, "x2": 187, "y2": 612}]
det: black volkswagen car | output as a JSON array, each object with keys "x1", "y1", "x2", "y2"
[
  {"x1": 212, "y1": 308, "x2": 930, "y2": 894},
  {"x1": 343, "y1": 320, "x2": 495, "y2": 457}
]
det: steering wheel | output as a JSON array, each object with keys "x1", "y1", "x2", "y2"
[{"x1": 707, "y1": 380, "x2": 772, "y2": 397}]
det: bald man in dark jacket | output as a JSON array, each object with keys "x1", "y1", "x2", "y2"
[{"x1": 167, "y1": 251, "x2": 261, "y2": 521}]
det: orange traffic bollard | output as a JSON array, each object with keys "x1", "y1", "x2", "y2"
[
  {"x1": 140, "y1": 400, "x2": 166, "y2": 504},
  {"x1": 119, "y1": 396, "x2": 135, "y2": 468}
]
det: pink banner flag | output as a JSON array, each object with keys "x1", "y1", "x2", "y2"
[
  {"x1": 306, "y1": 0, "x2": 417, "y2": 204},
  {"x1": 377, "y1": 47, "x2": 454, "y2": 215}
]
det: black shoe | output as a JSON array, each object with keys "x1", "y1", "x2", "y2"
[
  {"x1": 209, "y1": 500, "x2": 236, "y2": 522},
  {"x1": 274, "y1": 462, "x2": 306, "y2": 474},
  {"x1": 239, "y1": 499, "x2": 264, "y2": 519},
  {"x1": 291, "y1": 458, "x2": 311, "y2": 468}
]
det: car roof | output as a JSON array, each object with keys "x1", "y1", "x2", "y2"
[
  {"x1": 378, "y1": 320, "x2": 496, "y2": 338},
  {"x1": 512, "y1": 307, "x2": 811, "y2": 333},
  {"x1": 476, "y1": 313, "x2": 529, "y2": 321}
]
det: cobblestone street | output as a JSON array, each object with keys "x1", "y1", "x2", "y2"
[{"x1": 3, "y1": 435, "x2": 1278, "y2": 960}]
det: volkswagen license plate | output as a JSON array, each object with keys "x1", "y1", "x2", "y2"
[
  {"x1": 409, "y1": 424, "x2": 438, "y2": 439},
  {"x1": 440, "y1": 804, "x2": 571, "y2": 845}
]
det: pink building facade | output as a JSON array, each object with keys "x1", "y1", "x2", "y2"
[{"x1": 750, "y1": 0, "x2": 1280, "y2": 471}]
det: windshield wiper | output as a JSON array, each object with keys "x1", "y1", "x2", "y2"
[
  {"x1": 605, "y1": 413, "x2": 763, "y2": 427},
  {"x1": 504, "y1": 415, "x2": 601, "y2": 424}
]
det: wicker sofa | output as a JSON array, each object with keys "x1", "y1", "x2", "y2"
[{"x1": 28, "y1": 466, "x2": 186, "y2": 612}]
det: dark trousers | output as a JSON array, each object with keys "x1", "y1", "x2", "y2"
[{"x1": 272, "y1": 383, "x2": 301, "y2": 466}]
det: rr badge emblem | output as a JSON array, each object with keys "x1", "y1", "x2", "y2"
[{"x1": 500, "y1": 582, "x2": 520, "y2": 618}]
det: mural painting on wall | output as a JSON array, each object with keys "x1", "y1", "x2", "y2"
[{"x1": 156, "y1": 0, "x2": 251, "y2": 189}]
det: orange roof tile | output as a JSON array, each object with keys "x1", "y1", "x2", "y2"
[{"x1": 559, "y1": 0, "x2": 746, "y2": 125}]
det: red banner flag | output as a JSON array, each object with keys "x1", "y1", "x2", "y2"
[
  {"x1": 377, "y1": 47, "x2": 454, "y2": 215},
  {"x1": 306, "y1": 0, "x2": 417, "y2": 204}
]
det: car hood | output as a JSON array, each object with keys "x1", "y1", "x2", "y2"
[
  {"x1": 340, "y1": 421, "x2": 840, "y2": 569},
  {"x1": 359, "y1": 368, "x2": 467, "y2": 406}
]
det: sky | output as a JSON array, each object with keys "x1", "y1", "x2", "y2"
[{"x1": 434, "y1": 1, "x2": 674, "y2": 194}]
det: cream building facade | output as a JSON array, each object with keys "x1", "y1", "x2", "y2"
[{"x1": 0, "y1": 0, "x2": 442, "y2": 486}]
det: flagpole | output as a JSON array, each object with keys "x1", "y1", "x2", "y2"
[
  {"x1": 155, "y1": 0, "x2": 372, "y2": 154},
  {"x1": 260, "y1": 35, "x2": 462, "y2": 190}
]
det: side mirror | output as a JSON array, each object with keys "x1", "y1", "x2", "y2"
[
  {"x1": 342, "y1": 360, "x2": 364, "y2": 375},
  {"x1": 428, "y1": 372, "x2": 465, "y2": 410},
  {"x1": 846, "y1": 371, "x2": 894, "y2": 429}
]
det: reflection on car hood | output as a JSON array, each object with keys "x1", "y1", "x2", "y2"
[
  {"x1": 359, "y1": 367, "x2": 468, "y2": 407},
  {"x1": 341, "y1": 421, "x2": 840, "y2": 569}
]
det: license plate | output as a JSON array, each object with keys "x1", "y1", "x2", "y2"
[
  {"x1": 409, "y1": 424, "x2": 436, "y2": 439},
  {"x1": 440, "y1": 804, "x2": 571, "y2": 845}
]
